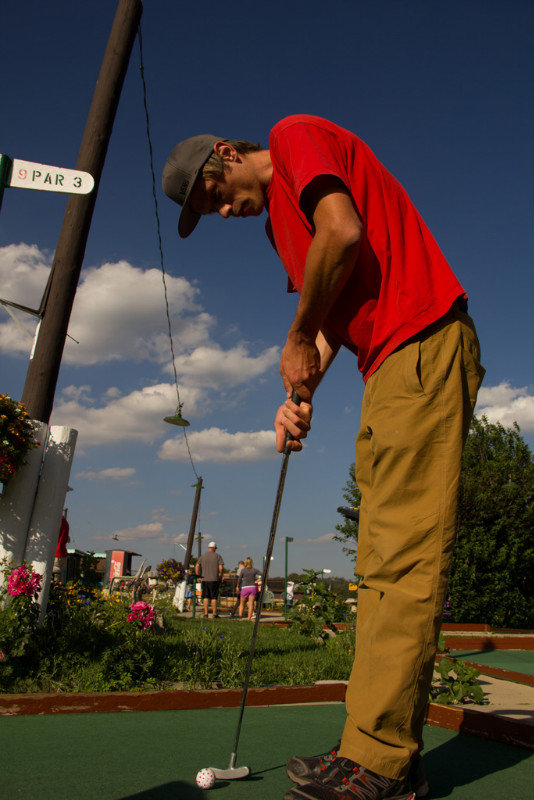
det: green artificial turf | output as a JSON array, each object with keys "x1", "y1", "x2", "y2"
[
  {"x1": 450, "y1": 649, "x2": 534, "y2": 676},
  {"x1": 1, "y1": 704, "x2": 532, "y2": 799}
]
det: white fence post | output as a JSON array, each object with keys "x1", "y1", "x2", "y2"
[
  {"x1": 0, "y1": 421, "x2": 48, "y2": 586},
  {"x1": 23, "y1": 426, "x2": 78, "y2": 621}
]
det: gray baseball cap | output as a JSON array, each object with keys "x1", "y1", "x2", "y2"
[{"x1": 162, "y1": 134, "x2": 225, "y2": 238}]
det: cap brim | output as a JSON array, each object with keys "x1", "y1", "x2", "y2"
[{"x1": 178, "y1": 202, "x2": 201, "y2": 238}]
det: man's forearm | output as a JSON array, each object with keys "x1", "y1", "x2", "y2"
[
  {"x1": 289, "y1": 229, "x2": 359, "y2": 343},
  {"x1": 279, "y1": 183, "x2": 361, "y2": 401},
  {"x1": 316, "y1": 329, "x2": 340, "y2": 380}
]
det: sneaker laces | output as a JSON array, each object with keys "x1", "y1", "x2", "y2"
[
  {"x1": 320, "y1": 757, "x2": 411, "y2": 799},
  {"x1": 318, "y1": 745, "x2": 339, "y2": 771}
]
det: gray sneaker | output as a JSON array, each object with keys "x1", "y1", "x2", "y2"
[
  {"x1": 287, "y1": 746, "x2": 428, "y2": 798},
  {"x1": 283, "y1": 757, "x2": 415, "y2": 800},
  {"x1": 286, "y1": 741, "x2": 341, "y2": 785}
]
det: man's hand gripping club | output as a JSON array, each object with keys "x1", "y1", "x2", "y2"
[{"x1": 275, "y1": 330, "x2": 318, "y2": 453}]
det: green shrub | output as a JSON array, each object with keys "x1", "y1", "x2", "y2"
[
  {"x1": 288, "y1": 569, "x2": 351, "y2": 638},
  {"x1": 429, "y1": 634, "x2": 485, "y2": 706},
  {"x1": 431, "y1": 657, "x2": 485, "y2": 705}
]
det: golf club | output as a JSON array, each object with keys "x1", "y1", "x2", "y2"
[{"x1": 206, "y1": 390, "x2": 301, "y2": 782}]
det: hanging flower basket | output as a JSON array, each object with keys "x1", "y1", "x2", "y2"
[
  {"x1": 0, "y1": 394, "x2": 40, "y2": 485},
  {"x1": 156, "y1": 558, "x2": 184, "y2": 584}
]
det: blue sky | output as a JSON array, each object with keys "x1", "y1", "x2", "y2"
[{"x1": 1, "y1": 0, "x2": 533, "y2": 580}]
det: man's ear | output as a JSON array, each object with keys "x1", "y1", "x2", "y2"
[{"x1": 213, "y1": 141, "x2": 239, "y2": 162}]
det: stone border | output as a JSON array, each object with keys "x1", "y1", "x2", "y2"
[
  {"x1": 0, "y1": 682, "x2": 347, "y2": 717},
  {"x1": 444, "y1": 636, "x2": 534, "y2": 650},
  {"x1": 0, "y1": 682, "x2": 532, "y2": 750},
  {"x1": 460, "y1": 661, "x2": 534, "y2": 687},
  {"x1": 435, "y1": 654, "x2": 534, "y2": 687},
  {"x1": 425, "y1": 702, "x2": 534, "y2": 750}
]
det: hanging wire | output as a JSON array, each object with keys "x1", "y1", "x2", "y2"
[{"x1": 137, "y1": 24, "x2": 199, "y2": 480}]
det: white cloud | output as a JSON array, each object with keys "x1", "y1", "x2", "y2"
[
  {"x1": 475, "y1": 381, "x2": 534, "y2": 433},
  {"x1": 0, "y1": 244, "x2": 212, "y2": 364},
  {"x1": 174, "y1": 344, "x2": 279, "y2": 387},
  {"x1": 52, "y1": 382, "x2": 205, "y2": 446},
  {"x1": 76, "y1": 467, "x2": 136, "y2": 481},
  {"x1": 64, "y1": 261, "x2": 212, "y2": 366},
  {"x1": 304, "y1": 532, "x2": 336, "y2": 544},
  {"x1": 92, "y1": 508, "x2": 188, "y2": 546},
  {"x1": 0, "y1": 246, "x2": 279, "y2": 389},
  {"x1": 1, "y1": 245, "x2": 279, "y2": 449},
  {"x1": 158, "y1": 427, "x2": 277, "y2": 463},
  {"x1": 103, "y1": 522, "x2": 164, "y2": 542},
  {"x1": 0, "y1": 242, "x2": 51, "y2": 308}
]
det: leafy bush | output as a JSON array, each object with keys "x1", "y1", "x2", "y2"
[
  {"x1": 431, "y1": 657, "x2": 485, "y2": 705},
  {"x1": 429, "y1": 634, "x2": 485, "y2": 706},
  {"x1": 288, "y1": 569, "x2": 350, "y2": 638},
  {"x1": 0, "y1": 564, "x2": 41, "y2": 685}
]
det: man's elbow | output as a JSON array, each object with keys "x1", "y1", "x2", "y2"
[
  {"x1": 340, "y1": 215, "x2": 362, "y2": 250},
  {"x1": 321, "y1": 216, "x2": 362, "y2": 253}
]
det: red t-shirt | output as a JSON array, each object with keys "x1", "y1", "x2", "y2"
[{"x1": 265, "y1": 115, "x2": 465, "y2": 380}]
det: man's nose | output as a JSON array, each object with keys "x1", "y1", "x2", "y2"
[{"x1": 218, "y1": 204, "x2": 233, "y2": 219}]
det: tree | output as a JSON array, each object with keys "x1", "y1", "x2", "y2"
[
  {"x1": 335, "y1": 419, "x2": 534, "y2": 627},
  {"x1": 448, "y1": 417, "x2": 534, "y2": 628},
  {"x1": 333, "y1": 463, "x2": 361, "y2": 564}
]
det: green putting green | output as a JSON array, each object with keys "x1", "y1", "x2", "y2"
[
  {"x1": 450, "y1": 650, "x2": 534, "y2": 676},
  {"x1": 1, "y1": 703, "x2": 532, "y2": 799}
]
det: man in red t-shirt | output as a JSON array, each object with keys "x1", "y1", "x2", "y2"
[{"x1": 162, "y1": 117, "x2": 484, "y2": 800}]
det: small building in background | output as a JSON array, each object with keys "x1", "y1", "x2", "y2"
[
  {"x1": 104, "y1": 549, "x2": 142, "y2": 584},
  {"x1": 63, "y1": 548, "x2": 107, "y2": 584}
]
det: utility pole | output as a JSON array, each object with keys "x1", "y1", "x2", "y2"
[
  {"x1": 183, "y1": 478, "x2": 203, "y2": 570},
  {"x1": 21, "y1": 0, "x2": 143, "y2": 422}
]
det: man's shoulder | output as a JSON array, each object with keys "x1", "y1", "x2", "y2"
[{"x1": 270, "y1": 114, "x2": 345, "y2": 141}]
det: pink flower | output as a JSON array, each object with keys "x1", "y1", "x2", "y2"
[
  {"x1": 128, "y1": 600, "x2": 155, "y2": 629},
  {"x1": 7, "y1": 564, "x2": 42, "y2": 597}
]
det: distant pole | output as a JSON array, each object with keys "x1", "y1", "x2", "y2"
[
  {"x1": 284, "y1": 536, "x2": 293, "y2": 621},
  {"x1": 21, "y1": 0, "x2": 143, "y2": 422},
  {"x1": 183, "y1": 478, "x2": 203, "y2": 570}
]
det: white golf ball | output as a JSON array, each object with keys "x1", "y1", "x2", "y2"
[{"x1": 196, "y1": 768, "x2": 216, "y2": 789}]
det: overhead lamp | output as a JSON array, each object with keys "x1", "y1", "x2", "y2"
[{"x1": 164, "y1": 405, "x2": 190, "y2": 427}]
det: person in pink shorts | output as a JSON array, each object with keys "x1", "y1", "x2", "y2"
[{"x1": 238, "y1": 558, "x2": 262, "y2": 620}]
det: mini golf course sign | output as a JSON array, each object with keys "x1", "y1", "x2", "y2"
[{"x1": 0, "y1": 153, "x2": 94, "y2": 195}]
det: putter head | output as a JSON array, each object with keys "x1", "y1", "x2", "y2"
[{"x1": 210, "y1": 765, "x2": 251, "y2": 780}]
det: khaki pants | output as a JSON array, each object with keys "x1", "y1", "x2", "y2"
[{"x1": 340, "y1": 304, "x2": 485, "y2": 779}]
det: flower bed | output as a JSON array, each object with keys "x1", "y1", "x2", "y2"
[
  {"x1": 0, "y1": 395, "x2": 39, "y2": 485},
  {"x1": 0, "y1": 569, "x2": 356, "y2": 694}
]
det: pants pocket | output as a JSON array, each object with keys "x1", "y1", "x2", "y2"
[{"x1": 403, "y1": 339, "x2": 425, "y2": 396}]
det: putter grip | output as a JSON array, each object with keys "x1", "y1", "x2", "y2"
[{"x1": 284, "y1": 390, "x2": 302, "y2": 452}]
